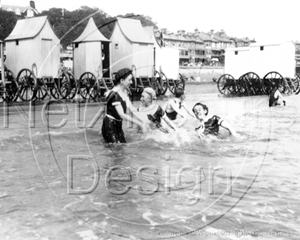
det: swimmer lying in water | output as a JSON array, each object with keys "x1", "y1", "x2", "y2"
[
  {"x1": 137, "y1": 87, "x2": 177, "y2": 133},
  {"x1": 192, "y1": 102, "x2": 236, "y2": 137}
]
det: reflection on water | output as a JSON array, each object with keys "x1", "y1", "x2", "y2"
[{"x1": 0, "y1": 92, "x2": 300, "y2": 239}]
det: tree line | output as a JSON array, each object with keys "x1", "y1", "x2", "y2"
[{"x1": 0, "y1": 6, "x2": 157, "y2": 49}]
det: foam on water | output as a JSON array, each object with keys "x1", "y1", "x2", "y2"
[{"x1": 143, "y1": 128, "x2": 200, "y2": 147}]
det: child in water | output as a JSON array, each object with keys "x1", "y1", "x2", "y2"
[
  {"x1": 269, "y1": 85, "x2": 286, "y2": 107},
  {"x1": 192, "y1": 102, "x2": 236, "y2": 137}
]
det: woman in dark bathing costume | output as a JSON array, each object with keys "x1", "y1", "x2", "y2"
[{"x1": 102, "y1": 68, "x2": 146, "y2": 143}]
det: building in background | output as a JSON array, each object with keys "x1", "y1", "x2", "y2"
[
  {"x1": 194, "y1": 29, "x2": 218, "y2": 65},
  {"x1": 231, "y1": 37, "x2": 256, "y2": 48},
  {"x1": 157, "y1": 27, "x2": 255, "y2": 66},
  {"x1": 209, "y1": 29, "x2": 234, "y2": 64},
  {"x1": 160, "y1": 29, "x2": 206, "y2": 66},
  {"x1": 294, "y1": 41, "x2": 300, "y2": 71},
  {"x1": 0, "y1": 0, "x2": 39, "y2": 18}
]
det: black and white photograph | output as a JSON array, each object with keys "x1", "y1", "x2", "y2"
[{"x1": 0, "y1": 0, "x2": 299, "y2": 239}]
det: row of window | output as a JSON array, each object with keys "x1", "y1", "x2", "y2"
[
  {"x1": 179, "y1": 49, "x2": 206, "y2": 56},
  {"x1": 179, "y1": 49, "x2": 221, "y2": 56},
  {"x1": 165, "y1": 39, "x2": 204, "y2": 49},
  {"x1": 165, "y1": 39, "x2": 234, "y2": 52}
]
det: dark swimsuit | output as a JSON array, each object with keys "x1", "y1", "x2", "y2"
[
  {"x1": 269, "y1": 90, "x2": 279, "y2": 107},
  {"x1": 102, "y1": 91, "x2": 127, "y2": 143},
  {"x1": 138, "y1": 105, "x2": 169, "y2": 133},
  {"x1": 196, "y1": 115, "x2": 222, "y2": 136},
  {"x1": 166, "y1": 111, "x2": 177, "y2": 120},
  {"x1": 146, "y1": 106, "x2": 164, "y2": 128},
  {"x1": 165, "y1": 100, "x2": 181, "y2": 120}
]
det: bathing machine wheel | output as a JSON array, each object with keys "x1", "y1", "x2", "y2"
[
  {"x1": 217, "y1": 74, "x2": 235, "y2": 96},
  {"x1": 239, "y1": 72, "x2": 262, "y2": 95},
  {"x1": 151, "y1": 70, "x2": 168, "y2": 96},
  {"x1": 79, "y1": 72, "x2": 97, "y2": 100},
  {"x1": 34, "y1": 77, "x2": 48, "y2": 100},
  {"x1": 0, "y1": 69, "x2": 19, "y2": 102},
  {"x1": 294, "y1": 73, "x2": 300, "y2": 94},
  {"x1": 283, "y1": 75, "x2": 300, "y2": 94},
  {"x1": 56, "y1": 71, "x2": 72, "y2": 99},
  {"x1": 262, "y1": 71, "x2": 283, "y2": 95},
  {"x1": 65, "y1": 72, "x2": 77, "y2": 100},
  {"x1": 168, "y1": 73, "x2": 186, "y2": 95},
  {"x1": 16, "y1": 68, "x2": 37, "y2": 101}
]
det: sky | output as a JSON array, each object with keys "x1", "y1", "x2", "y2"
[{"x1": 2, "y1": 0, "x2": 300, "y2": 43}]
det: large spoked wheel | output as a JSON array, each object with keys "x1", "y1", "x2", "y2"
[
  {"x1": 16, "y1": 68, "x2": 37, "y2": 101},
  {"x1": 79, "y1": 72, "x2": 97, "y2": 100},
  {"x1": 50, "y1": 83, "x2": 61, "y2": 99},
  {"x1": 1, "y1": 82, "x2": 19, "y2": 102},
  {"x1": 217, "y1": 74, "x2": 235, "y2": 96},
  {"x1": 89, "y1": 80, "x2": 101, "y2": 101},
  {"x1": 159, "y1": 71, "x2": 168, "y2": 95},
  {"x1": 34, "y1": 78, "x2": 48, "y2": 100},
  {"x1": 56, "y1": 71, "x2": 71, "y2": 99},
  {"x1": 236, "y1": 76, "x2": 248, "y2": 96},
  {"x1": 262, "y1": 71, "x2": 283, "y2": 95},
  {"x1": 66, "y1": 72, "x2": 77, "y2": 100},
  {"x1": 240, "y1": 72, "x2": 262, "y2": 95},
  {"x1": 156, "y1": 71, "x2": 168, "y2": 95},
  {"x1": 285, "y1": 75, "x2": 299, "y2": 94},
  {"x1": 168, "y1": 73, "x2": 185, "y2": 95},
  {"x1": 294, "y1": 73, "x2": 300, "y2": 94},
  {"x1": 151, "y1": 71, "x2": 168, "y2": 96},
  {"x1": 2, "y1": 70, "x2": 19, "y2": 102}
]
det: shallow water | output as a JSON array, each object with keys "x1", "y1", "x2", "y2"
[{"x1": 0, "y1": 89, "x2": 300, "y2": 240}]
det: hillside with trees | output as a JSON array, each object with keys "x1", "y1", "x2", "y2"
[
  {"x1": 0, "y1": 6, "x2": 158, "y2": 49},
  {"x1": 0, "y1": 10, "x2": 21, "y2": 41}
]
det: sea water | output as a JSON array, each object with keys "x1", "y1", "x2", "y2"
[{"x1": 0, "y1": 89, "x2": 299, "y2": 240}]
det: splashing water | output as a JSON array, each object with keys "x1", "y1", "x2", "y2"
[{"x1": 1, "y1": 92, "x2": 300, "y2": 239}]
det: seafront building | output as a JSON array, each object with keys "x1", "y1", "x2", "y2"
[{"x1": 157, "y1": 28, "x2": 255, "y2": 66}]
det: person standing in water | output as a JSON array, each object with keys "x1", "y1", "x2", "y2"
[
  {"x1": 137, "y1": 87, "x2": 177, "y2": 133},
  {"x1": 101, "y1": 68, "x2": 146, "y2": 143},
  {"x1": 269, "y1": 84, "x2": 286, "y2": 107},
  {"x1": 192, "y1": 102, "x2": 236, "y2": 137}
]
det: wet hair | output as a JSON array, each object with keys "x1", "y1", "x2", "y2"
[
  {"x1": 174, "y1": 88, "x2": 185, "y2": 98},
  {"x1": 114, "y1": 68, "x2": 133, "y2": 85},
  {"x1": 192, "y1": 102, "x2": 209, "y2": 116}
]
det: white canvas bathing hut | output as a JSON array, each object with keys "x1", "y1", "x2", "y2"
[
  {"x1": 73, "y1": 17, "x2": 110, "y2": 79},
  {"x1": 225, "y1": 46, "x2": 250, "y2": 79},
  {"x1": 247, "y1": 41, "x2": 295, "y2": 78},
  {"x1": 225, "y1": 41, "x2": 295, "y2": 79},
  {"x1": 5, "y1": 16, "x2": 60, "y2": 77},
  {"x1": 143, "y1": 26, "x2": 179, "y2": 80},
  {"x1": 110, "y1": 18, "x2": 154, "y2": 77}
]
